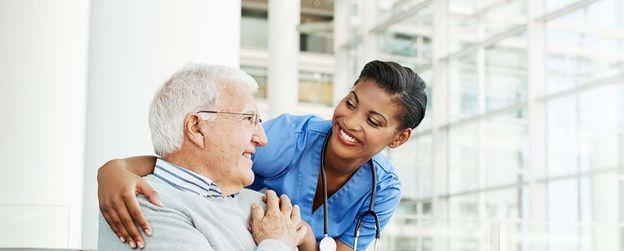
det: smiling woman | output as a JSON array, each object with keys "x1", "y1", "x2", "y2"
[
  {"x1": 251, "y1": 61, "x2": 427, "y2": 251},
  {"x1": 328, "y1": 79, "x2": 413, "y2": 171},
  {"x1": 96, "y1": 60, "x2": 427, "y2": 251}
]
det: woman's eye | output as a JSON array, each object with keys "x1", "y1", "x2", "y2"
[
  {"x1": 367, "y1": 118, "x2": 381, "y2": 127},
  {"x1": 346, "y1": 100, "x2": 355, "y2": 109}
]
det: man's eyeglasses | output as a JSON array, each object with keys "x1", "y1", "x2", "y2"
[{"x1": 197, "y1": 110, "x2": 263, "y2": 128}]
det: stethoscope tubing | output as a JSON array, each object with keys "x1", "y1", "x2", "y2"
[{"x1": 320, "y1": 131, "x2": 381, "y2": 251}]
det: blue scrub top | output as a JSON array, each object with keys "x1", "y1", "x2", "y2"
[{"x1": 249, "y1": 114, "x2": 402, "y2": 250}]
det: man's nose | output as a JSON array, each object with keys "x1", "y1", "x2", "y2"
[{"x1": 252, "y1": 124, "x2": 268, "y2": 146}]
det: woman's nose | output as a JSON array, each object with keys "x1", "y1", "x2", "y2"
[{"x1": 343, "y1": 114, "x2": 363, "y2": 131}]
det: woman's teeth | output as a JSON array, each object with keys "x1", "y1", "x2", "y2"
[
  {"x1": 340, "y1": 129, "x2": 359, "y2": 144},
  {"x1": 242, "y1": 153, "x2": 251, "y2": 159}
]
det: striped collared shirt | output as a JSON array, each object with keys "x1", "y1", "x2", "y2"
[{"x1": 153, "y1": 158, "x2": 237, "y2": 198}]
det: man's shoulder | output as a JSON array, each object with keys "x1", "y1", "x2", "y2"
[
  {"x1": 136, "y1": 175, "x2": 201, "y2": 219},
  {"x1": 142, "y1": 177, "x2": 263, "y2": 211},
  {"x1": 142, "y1": 175, "x2": 192, "y2": 205}
]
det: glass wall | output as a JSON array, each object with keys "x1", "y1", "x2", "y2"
[
  {"x1": 334, "y1": 0, "x2": 624, "y2": 250},
  {"x1": 240, "y1": 0, "x2": 335, "y2": 106}
]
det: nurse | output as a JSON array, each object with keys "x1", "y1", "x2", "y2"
[{"x1": 97, "y1": 60, "x2": 428, "y2": 250}]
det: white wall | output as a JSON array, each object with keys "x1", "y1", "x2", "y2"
[
  {"x1": 0, "y1": 0, "x2": 241, "y2": 249},
  {"x1": 83, "y1": 0, "x2": 241, "y2": 248},
  {"x1": 0, "y1": 0, "x2": 90, "y2": 248}
]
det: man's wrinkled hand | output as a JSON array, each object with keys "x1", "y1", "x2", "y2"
[{"x1": 250, "y1": 190, "x2": 303, "y2": 250}]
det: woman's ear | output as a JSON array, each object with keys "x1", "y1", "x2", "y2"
[
  {"x1": 388, "y1": 128, "x2": 412, "y2": 148},
  {"x1": 184, "y1": 114, "x2": 205, "y2": 149}
]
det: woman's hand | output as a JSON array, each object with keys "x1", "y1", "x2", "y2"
[
  {"x1": 97, "y1": 159, "x2": 162, "y2": 249},
  {"x1": 297, "y1": 221, "x2": 317, "y2": 251}
]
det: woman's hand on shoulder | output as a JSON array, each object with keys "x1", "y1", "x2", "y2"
[{"x1": 97, "y1": 158, "x2": 162, "y2": 249}]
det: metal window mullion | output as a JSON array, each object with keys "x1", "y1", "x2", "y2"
[
  {"x1": 432, "y1": 0, "x2": 450, "y2": 250},
  {"x1": 476, "y1": 17, "x2": 488, "y2": 251},
  {"x1": 527, "y1": 0, "x2": 548, "y2": 251}
]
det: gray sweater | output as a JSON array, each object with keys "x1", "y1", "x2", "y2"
[{"x1": 98, "y1": 174, "x2": 291, "y2": 251}]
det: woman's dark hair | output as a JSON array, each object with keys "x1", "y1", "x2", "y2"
[{"x1": 355, "y1": 60, "x2": 427, "y2": 129}]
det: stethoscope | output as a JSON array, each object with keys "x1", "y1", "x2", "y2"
[{"x1": 318, "y1": 132, "x2": 380, "y2": 251}]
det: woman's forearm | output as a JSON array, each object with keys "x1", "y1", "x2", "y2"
[
  {"x1": 100, "y1": 156, "x2": 157, "y2": 177},
  {"x1": 124, "y1": 156, "x2": 157, "y2": 176}
]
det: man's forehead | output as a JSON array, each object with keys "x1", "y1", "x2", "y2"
[
  {"x1": 219, "y1": 84, "x2": 258, "y2": 113},
  {"x1": 241, "y1": 103, "x2": 258, "y2": 113}
]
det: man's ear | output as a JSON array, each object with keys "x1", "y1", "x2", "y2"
[
  {"x1": 184, "y1": 114, "x2": 205, "y2": 149},
  {"x1": 388, "y1": 128, "x2": 412, "y2": 148}
]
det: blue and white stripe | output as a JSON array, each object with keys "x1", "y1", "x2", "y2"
[{"x1": 153, "y1": 158, "x2": 236, "y2": 198}]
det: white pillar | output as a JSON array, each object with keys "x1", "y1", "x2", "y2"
[
  {"x1": 358, "y1": 0, "x2": 378, "y2": 69},
  {"x1": 83, "y1": 0, "x2": 242, "y2": 248},
  {"x1": 0, "y1": 0, "x2": 89, "y2": 249},
  {"x1": 527, "y1": 0, "x2": 547, "y2": 250},
  {"x1": 267, "y1": 0, "x2": 300, "y2": 118},
  {"x1": 333, "y1": 0, "x2": 350, "y2": 106}
]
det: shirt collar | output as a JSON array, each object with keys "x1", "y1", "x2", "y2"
[{"x1": 153, "y1": 158, "x2": 236, "y2": 198}]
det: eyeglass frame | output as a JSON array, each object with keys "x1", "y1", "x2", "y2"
[{"x1": 196, "y1": 110, "x2": 263, "y2": 128}]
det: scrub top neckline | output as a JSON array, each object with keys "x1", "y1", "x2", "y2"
[{"x1": 307, "y1": 131, "x2": 374, "y2": 217}]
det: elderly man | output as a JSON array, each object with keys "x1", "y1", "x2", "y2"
[{"x1": 98, "y1": 64, "x2": 305, "y2": 250}]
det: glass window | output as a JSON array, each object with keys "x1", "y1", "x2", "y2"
[
  {"x1": 240, "y1": 8, "x2": 268, "y2": 49},
  {"x1": 484, "y1": 110, "x2": 528, "y2": 187},
  {"x1": 298, "y1": 71, "x2": 333, "y2": 105},
  {"x1": 449, "y1": 123, "x2": 479, "y2": 193},
  {"x1": 547, "y1": 96, "x2": 580, "y2": 176},
  {"x1": 485, "y1": 188, "x2": 522, "y2": 221},
  {"x1": 300, "y1": 12, "x2": 333, "y2": 54},
  {"x1": 329, "y1": 0, "x2": 624, "y2": 249},
  {"x1": 449, "y1": 54, "x2": 479, "y2": 121},
  {"x1": 449, "y1": 0, "x2": 526, "y2": 54},
  {"x1": 241, "y1": 65, "x2": 268, "y2": 99},
  {"x1": 387, "y1": 138, "x2": 418, "y2": 199},
  {"x1": 577, "y1": 85, "x2": 623, "y2": 170},
  {"x1": 546, "y1": 178, "x2": 585, "y2": 250},
  {"x1": 548, "y1": 83, "x2": 624, "y2": 176},
  {"x1": 376, "y1": 4, "x2": 433, "y2": 64},
  {"x1": 448, "y1": 194, "x2": 484, "y2": 251},
  {"x1": 546, "y1": 0, "x2": 624, "y2": 94},
  {"x1": 300, "y1": 33, "x2": 333, "y2": 54},
  {"x1": 389, "y1": 134, "x2": 433, "y2": 199},
  {"x1": 484, "y1": 33, "x2": 528, "y2": 112}
]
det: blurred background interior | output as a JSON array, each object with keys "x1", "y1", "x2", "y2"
[{"x1": 1, "y1": 0, "x2": 623, "y2": 250}]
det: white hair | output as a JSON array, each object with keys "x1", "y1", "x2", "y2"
[{"x1": 149, "y1": 63, "x2": 258, "y2": 156}]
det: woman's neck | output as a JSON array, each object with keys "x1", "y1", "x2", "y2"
[{"x1": 323, "y1": 139, "x2": 369, "y2": 178}]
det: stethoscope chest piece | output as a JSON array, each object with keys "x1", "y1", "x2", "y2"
[{"x1": 319, "y1": 235, "x2": 337, "y2": 251}]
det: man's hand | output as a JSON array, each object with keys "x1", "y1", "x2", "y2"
[
  {"x1": 97, "y1": 159, "x2": 162, "y2": 249},
  {"x1": 250, "y1": 190, "x2": 305, "y2": 250}
]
